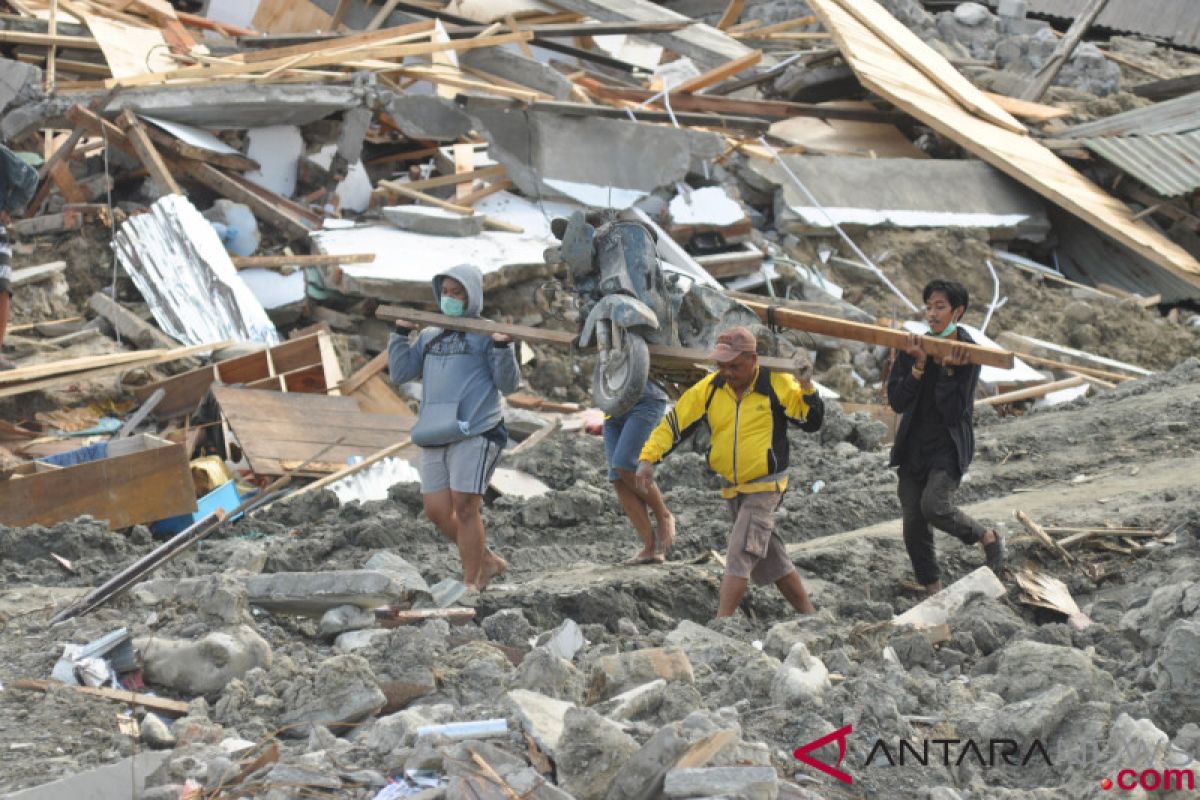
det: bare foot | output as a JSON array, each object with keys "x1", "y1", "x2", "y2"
[
  {"x1": 655, "y1": 513, "x2": 676, "y2": 556},
  {"x1": 475, "y1": 552, "x2": 509, "y2": 591}
]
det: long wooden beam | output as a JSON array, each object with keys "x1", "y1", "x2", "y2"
[
  {"x1": 975, "y1": 376, "x2": 1087, "y2": 407},
  {"x1": 13, "y1": 680, "x2": 191, "y2": 716},
  {"x1": 0, "y1": 29, "x2": 101, "y2": 49},
  {"x1": 117, "y1": 110, "x2": 182, "y2": 197},
  {"x1": 737, "y1": 298, "x2": 1014, "y2": 368},
  {"x1": 376, "y1": 306, "x2": 797, "y2": 371},
  {"x1": 232, "y1": 253, "x2": 375, "y2": 270},
  {"x1": 577, "y1": 79, "x2": 907, "y2": 123}
]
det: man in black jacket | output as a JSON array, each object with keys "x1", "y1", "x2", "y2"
[{"x1": 887, "y1": 279, "x2": 1005, "y2": 594}]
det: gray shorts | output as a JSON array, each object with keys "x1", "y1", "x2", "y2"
[
  {"x1": 724, "y1": 490, "x2": 796, "y2": 585},
  {"x1": 419, "y1": 435, "x2": 503, "y2": 496}
]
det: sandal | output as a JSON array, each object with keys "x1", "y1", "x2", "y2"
[{"x1": 983, "y1": 529, "x2": 1007, "y2": 575}]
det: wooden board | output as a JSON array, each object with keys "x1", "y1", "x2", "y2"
[
  {"x1": 0, "y1": 434, "x2": 195, "y2": 529},
  {"x1": 82, "y1": 12, "x2": 175, "y2": 78},
  {"x1": 213, "y1": 386, "x2": 413, "y2": 476},
  {"x1": 133, "y1": 332, "x2": 341, "y2": 419},
  {"x1": 252, "y1": 0, "x2": 334, "y2": 34},
  {"x1": 807, "y1": 0, "x2": 1200, "y2": 290},
  {"x1": 768, "y1": 102, "x2": 927, "y2": 158}
]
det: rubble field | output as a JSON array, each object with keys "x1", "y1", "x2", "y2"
[{"x1": 2, "y1": 0, "x2": 1200, "y2": 797}]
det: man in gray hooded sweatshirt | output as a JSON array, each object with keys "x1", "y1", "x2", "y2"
[{"x1": 389, "y1": 264, "x2": 521, "y2": 591}]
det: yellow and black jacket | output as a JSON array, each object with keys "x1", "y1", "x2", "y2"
[{"x1": 639, "y1": 368, "x2": 824, "y2": 498}]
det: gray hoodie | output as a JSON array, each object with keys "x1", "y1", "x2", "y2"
[{"x1": 388, "y1": 263, "x2": 521, "y2": 447}]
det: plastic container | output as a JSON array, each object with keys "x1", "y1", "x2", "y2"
[{"x1": 151, "y1": 480, "x2": 243, "y2": 537}]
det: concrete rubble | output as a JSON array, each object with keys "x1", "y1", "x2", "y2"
[{"x1": 0, "y1": 0, "x2": 1199, "y2": 797}]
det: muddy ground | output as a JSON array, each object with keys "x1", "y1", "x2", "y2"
[{"x1": 1, "y1": 355, "x2": 1197, "y2": 797}]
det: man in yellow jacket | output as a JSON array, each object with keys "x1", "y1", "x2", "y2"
[{"x1": 636, "y1": 326, "x2": 824, "y2": 617}]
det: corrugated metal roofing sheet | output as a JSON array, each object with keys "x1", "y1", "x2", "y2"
[
  {"x1": 1057, "y1": 90, "x2": 1200, "y2": 137},
  {"x1": 1050, "y1": 208, "x2": 1200, "y2": 303},
  {"x1": 1082, "y1": 132, "x2": 1200, "y2": 196},
  {"x1": 982, "y1": 0, "x2": 1200, "y2": 50}
]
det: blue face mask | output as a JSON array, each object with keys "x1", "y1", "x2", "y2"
[
  {"x1": 440, "y1": 296, "x2": 466, "y2": 317},
  {"x1": 932, "y1": 321, "x2": 958, "y2": 339}
]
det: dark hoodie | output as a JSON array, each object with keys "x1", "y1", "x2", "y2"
[{"x1": 388, "y1": 264, "x2": 521, "y2": 447}]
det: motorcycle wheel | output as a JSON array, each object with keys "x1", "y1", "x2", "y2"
[{"x1": 593, "y1": 331, "x2": 650, "y2": 418}]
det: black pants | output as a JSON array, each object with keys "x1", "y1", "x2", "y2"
[{"x1": 897, "y1": 468, "x2": 987, "y2": 586}]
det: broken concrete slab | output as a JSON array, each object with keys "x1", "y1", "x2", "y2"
[
  {"x1": 0, "y1": 57, "x2": 43, "y2": 117},
  {"x1": 136, "y1": 625, "x2": 272, "y2": 696},
  {"x1": 383, "y1": 205, "x2": 485, "y2": 237},
  {"x1": 244, "y1": 570, "x2": 411, "y2": 615},
  {"x1": 279, "y1": 653, "x2": 387, "y2": 737},
  {"x1": 747, "y1": 155, "x2": 1049, "y2": 238},
  {"x1": 893, "y1": 566, "x2": 1006, "y2": 630},
  {"x1": 386, "y1": 94, "x2": 475, "y2": 141},
  {"x1": 2, "y1": 83, "x2": 364, "y2": 141},
  {"x1": 587, "y1": 647, "x2": 694, "y2": 704},
  {"x1": 461, "y1": 46, "x2": 575, "y2": 100},
  {"x1": 363, "y1": 551, "x2": 431, "y2": 598},
  {"x1": 313, "y1": 191, "x2": 578, "y2": 302},
  {"x1": 465, "y1": 100, "x2": 723, "y2": 208},
  {"x1": 5, "y1": 751, "x2": 169, "y2": 800},
  {"x1": 319, "y1": 604, "x2": 377, "y2": 637},
  {"x1": 663, "y1": 766, "x2": 779, "y2": 800},
  {"x1": 593, "y1": 679, "x2": 668, "y2": 721},
  {"x1": 605, "y1": 713, "x2": 740, "y2": 800},
  {"x1": 507, "y1": 689, "x2": 575, "y2": 757},
  {"x1": 556, "y1": 706, "x2": 640, "y2": 800}
]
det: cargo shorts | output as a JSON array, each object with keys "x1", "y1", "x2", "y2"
[{"x1": 724, "y1": 490, "x2": 796, "y2": 585}]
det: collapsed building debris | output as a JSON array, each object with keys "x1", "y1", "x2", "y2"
[{"x1": 0, "y1": 0, "x2": 1199, "y2": 797}]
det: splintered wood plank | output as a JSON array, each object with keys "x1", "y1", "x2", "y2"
[
  {"x1": 212, "y1": 386, "x2": 412, "y2": 476},
  {"x1": 0, "y1": 434, "x2": 194, "y2": 529},
  {"x1": 452, "y1": 142, "x2": 476, "y2": 201},
  {"x1": 117, "y1": 110, "x2": 182, "y2": 196},
  {"x1": 673, "y1": 50, "x2": 761, "y2": 94},
  {"x1": 807, "y1": 0, "x2": 1200, "y2": 290},
  {"x1": 13, "y1": 680, "x2": 191, "y2": 716},
  {"x1": 143, "y1": 125, "x2": 259, "y2": 172}
]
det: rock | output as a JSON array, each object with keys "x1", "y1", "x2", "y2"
[
  {"x1": 1095, "y1": 714, "x2": 1198, "y2": 795},
  {"x1": 244, "y1": 570, "x2": 411, "y2": 615},
  {"x1": 438, "y1": 640, "x2": 513, "y2": 706},
  {"x1": 318, "y1": 604, "x2": 376, "y2": 637},
  {"x1": 362, "y1": 551, "x2": 431, "y2": 598},
  {"x1": 973, "y1": 641, "x2": 1116, "y2": 703},
  {"x1": 662, "y1": 766, "x2": 778, "y2": 799},
  {"x1": 137, "y1": 625, "x2": 272, "y2": 696},
  {"x1": 221, "y1": 540, "x2": 268, "y2": 573},
  {"x1": 1150, "y1": 620, "x2": 1200, "y2": 732},
  {"x1": 770, "y1": 643, "x2": 831, "y2": 706},
  {"x1": 140, "y1": 713, "x2": 176, "y2": 749},
  {"x1": 0, "y1": 58, "x2": 43, "y2": 116},
  {"x1": 888, "y1": 628, "x2": 936, "y2": 669},
  {"x1": 664, "y1": 620, "x2": 756, "y2": 671},
  {"x1": 948, "y1": 594, "x2": 1027, "y2": 655},
  {"x1": 483, "y1": 608, "x2": 535, "y2": 648},
  {"x1": 262, "y1": 764, "x2": 341, "y2": 791},
  {"x1": 510, "y1": 646, "x2": 586, "y2": 704},
  {"x1": 763, "y1": 613, "x2": 840, "y2": 660},
  {"x1": 130, "y1": 574, "x2": 252, "y2": 625},
  {"x1": 587, "y1": 647, "x2": 694, "y2": 703},
  {"x1": 544, "y1": 618, "x2": 586, "y2": 661},
  {"x1": 605, "y1": 712, "x2": 740, "y2": 800},
  {"x1": 507, "y1": 689, "x2": 575, "y2": 757},
  {"x1": 594, "y1": 679, "x2": 668, "y2": 721},
  {"x1": 555, "y1": 706, "x2": 640, "y2": 800},
  {"x1": 972, "y1": 684, "x2": 1079, "y2": 742},
  {"x1": 366, "y1": 704, "x2": 455, "y2": 753},
  {"x1": 333, "y1": 628, "x2": 390, "y2": 653},
  {"x1": 1120, "y1": 582, "x2": 1200, "y2": 649},
  {"x1": 1175, "y1": 723, "x2": 1200, "y2": 757},
  {"x1": 953, "y1": 2, "x2": 991, "y2": 26},
  {"x1": 279, "y1": 654, "x2": 386, "y2": 737}
]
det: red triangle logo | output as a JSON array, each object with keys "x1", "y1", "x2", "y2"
[{"x1": 793, "y1": 724, "x2": 854, "y2": 785}]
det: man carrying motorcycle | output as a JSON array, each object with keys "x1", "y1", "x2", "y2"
[{"x1": 635, "y1": 326, "x2": 823, "y2": 618}]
